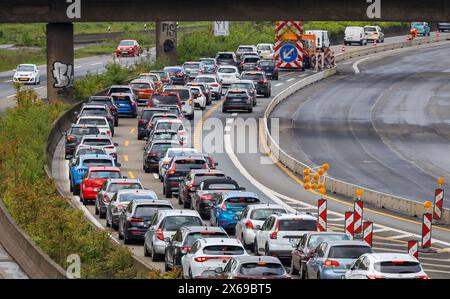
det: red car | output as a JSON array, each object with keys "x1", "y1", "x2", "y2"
[
  {"x1": 115, "y1": 39, "x2": 141, "y2": 57},
  {"x1": 80, "y1": 167, "x2": 122, "y2": 204}
]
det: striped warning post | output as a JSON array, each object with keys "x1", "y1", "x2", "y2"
[
  {"x1": 317, "y1": 199, "x2": 327, "y2": 232},
  {"x1": 363, "y1": 221, "x2": 373, "y2": 247},
  {"x1": 344, "y1": 211, "x2": 354, "y2": 239},
  {"x1": 422, "y1": 213, "x2": 432, "y2": 249},
  {"x1": 330, "y1": 50, "x2": 335, "y2": 67},
  {"x1": 408, "y1": 240, "x2": 419, "y2": 259},
  {"x1": 433, "y1": 188, "x2": 444, "y2": 221},
  {"x1": 353, "y1": 200, "x2": 364, "y2": 235}
]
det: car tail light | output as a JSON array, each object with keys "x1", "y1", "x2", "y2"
[
  {"x1": 106, "y1": 130, "x2": 111, "y2": 136},
  {"x1": 138, "y1": 119, "x2": 145, "y2": 125},
  {"x1": 104, "y1": 145, "x2": 115, "y2": 149},
  {"x1": 259, "y1": 80, "x2": 268, "y2": 85},
  {"x1": 129, "y1": 217, "x2": 144, "y2": 223},
  {"x1": 168, "y1": 165, "x2": 176, "y2": 175},
  {"x1": 131, "y1": 102, "x2": 136, "y2": 106},
  {"x1": 181, "y1": 246, "x2": 191, "y2": 254},
  {"x1": 194, "y1": 257, "x2": 208, "y2": 263},
  {"x1": 415, "y1": 275, "x2": 429, "y2": 279},
  {"x1": 270, "y1": 221, "x2": 280, "y2": 239},
  {"x1": 220, "y1": 203, "x2": 227, "y2": 212},
  {"x1": 245, "y1": 220, "x2": 254, "y2": 229},
  {"x1": 366, "y1": 275, "x2": 385, "y2": 279},
  {"x1": 147, "y1": 152, "x2": 157, "y2": 157},
  {"x1": 200, "y1": 194, "x2": 213, "y2": 201},
  {"x1": 194, "y1": 256, "x2": 229, "y2": 263},
  {"x1": 322, "y1": 260, "x2": 340, "y2": 267},
  {"x1": 66, "y1": 135, "x2": 76, "y2": 142},
  {"x1": 116, "y1": 204, "x2": 126, "y2": 210},
  {"x1": 156, "y1": 227, "x2": 164, "y2": 241},
  {"x1": 189, "y1": 99, "x2": 193, "y2": 106},
  {"x1": 103, "y1": 195, "x2": 110, "y2": 202},
  {"x1": 187, "y1": 184, "x2": 193, "y2": 190},
  {"x1": 211, "y1": 83, "x2": 219, "y2": 87},
  {"x1": 110, "y1": 105, "x2": 117, "y2": 111}
]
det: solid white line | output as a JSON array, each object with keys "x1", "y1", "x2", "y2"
[
  {"x1": 152, "y1": 173, "x2": 159, "y2": 180},
  {"x1": 274, "y1": 83, "x2": 284, "y2": 87},
  {"x1": 34, "y1": 87, "x2": 44, "y2": 90},
  {"x1": 74, "y1": 66, "x2": 82, "y2": 69},
  {"x1": 373, "y1": 228, "x2": 392, "y2": 233},
  {"x1": 390, "y1": 234, "x2": 413, "y2": 240},
  {"x1": 353, "y1": 56, "x2": 375, "y2": 74},
  {"x1": 372, "y1": 241, "x2": 407, "y2": 247},
  {"x1": 6, "y1": 94, "x2": 15, "y2": 98},
  {"x1": 423, "y1": 268, "x2": 450, "y2": 274},
  {"x1": 421, "y1": 262, "x2": 450, "y2": 269},
  {"x1": 372, "y1": 247, "x2": 405, "y2": 253},
  {"x1": 4, "y1": 80, "x2": 12, "y2": 83},
  {"x1": 90, "y1": 62, "x2": 102, "y2": 66},
  {"x1": 287, "y1": 78, "x2": 295, "y2": 82}
]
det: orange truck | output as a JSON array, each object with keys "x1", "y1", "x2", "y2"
[{"x1": 301, "y1": 33, "x2": 317, "y2": 69}]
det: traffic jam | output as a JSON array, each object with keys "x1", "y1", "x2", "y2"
[{"x1": 61, "y1": 36, "x2": 431, "y2": 280}]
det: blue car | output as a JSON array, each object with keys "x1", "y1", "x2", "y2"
[
  {"x1": 411, "y1": 22, "x2": 430, "y2": 36},
  {"x1": 69, "y1": 154, "x2": 119, "y2": 195},
  {"x1": 111, "y1": 93, "x2": 138, "y2": 118},
  {"x1": 210, "y1": 191, "x2": 260, "y2": 233}
]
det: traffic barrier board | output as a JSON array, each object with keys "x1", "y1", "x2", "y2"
[
  {"x1": 422, "y1": 213, "x2": 432, "y2": 248},
  {"x1": 344, "y1": 211, "x2": 354, "y2": 239},
  {"x1": 363, "y1": 221, "x2": 373, "y2": 247},
  {"x1": 408, "y1": 240, "x2": 419, "y2": 259},
  {"x1": 433, "y1": 188, "x2": 444, "y2": 221},
  {"x1": 353, "y1": 200, "x2": 364, "y2": 235},
  {"x1": 317, "y1": 199, "x2": 327, "y2": 231}
]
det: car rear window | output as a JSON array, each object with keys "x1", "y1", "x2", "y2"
[
  {"x1": 205, "y1": 183, "x2": 238, "y2": 190},
  {"x1": 238, "y1": 47, "x2": 254, "y2": 52},
  {"x1": 257, "y1": 45, "x2": 271, "y2": 51},
  {"x1": 109, "y1": 183, "x2": 142, "y2": 192},
  {"x1": 120, "y1": 194, "x2": 157, "y2": 202},
  {"x1": 154, "y1": 132, "x2": 178, "y2": 141},
  {"x1": 131, "y1": 83, "x2": 151, "y2": 89},
  {"x1": 225, "y1": 197, "x2": 260, "y2": 207},
  {"x1": 76, "y1": 148, "x2": 106, "y2": 156},
  {"x1": 239, "y1": 263, "x2": 285, "y2": 276},
  {"x1": 244, "y1": 57, "x2": 259, "y2": 63},
  {"x1": 110, "y1": 88, "x2": 131, "y2": 94},
  {"x1": 202, "y1": 245, "x2": 244, "y2": 255},
  {"x1": 83, "y1": 159, "x2": 113, "y2": 167},
  {"x1": 161, "y1": 216, "x2": 203, "y2": 231},
  {"x1": 82, "y1": 139, "x2": 112, "y2": 146},
  {"x1": 373, "y1": 261, "x2": 422, "y2": 274},
  {"x1": 174, "y1": 159, "x2": 207, "y2": 171},
  {"x1": 217, "y1": 53, "x2": 233, "y2": 60},
  {"x1": 113, "y1": 96, "x2": 132, "y2": 104},
  {"x1": 168, "y1": 149, "x2": 196, "y2": 158},
  {"x1": 200, "y1": 59, "x2": 215, "y2": 65},
  {"x1": 242, "y1": 74, "x2": 264, "y2": 81},
  {"x1": 278, "y1": 219, "x2": 317, "y2": 231},
  {"x1": 135, "y1": 205, "x2": 173, "y2": 218},
  {"x1": 90, "y1": 171, "x2": 121, "y2": 179},
  {"x1": 184, "y1": 232, "x2": 228, "y2": 246},
  {"x1": 184, "y1": 63, "x2": 200, "y2": 70},
  {"x1": 142, "y1": 110, "x2": 163, "y2": 120},
  {"x1": 227, "y1": 92, "x2": 248, "y2": 99},
  {"x1": 307, "y1": 234, "x2": 350, "y2": 248},
  {"x1": 139, "y1": 75, "x2": 159, "y2": 82},
  {"x1": 195, "y1": 77, "x2": 215, "y2": 83},
  {"x1": 70, "y1": 127, "x2": 100, "y2": 136},
  {"x1": 194, "y1": 173, "x2": 225, "y2": 184},
  {"x1": 166, "y1": 89, "x2": 190, "y2": 101},
  {"x1": 151, "y1": 95, "x2": 179, "y2": 106},
  {"x1": 151, "y1": 143, "x2": 174, "y2": 155},
  {"x1": 218, "y1": 68, "x2": 236, "y2": 73},
  {"x1": 78, "y1": 118, "x2": 107, "y2": 126},
  {"x1": 156, "y1": 122, "x2": 183, "y2": 131},
  {"x1": 328, "y1": 245, "x2": 373, "y2": 259},
  {"x1": 364, "y1": 27, "x2": 377, "y2": 32},
  {"x1": 230, "y1": 83, "x2": 252, "y2": 90},
  {"x1": 250, "y1": 208, "x2": 287, "y2": 221},
  {"x1": 259, "y1": 61, "x2": 274, "y2": 67},
  {"x1": 165, "y1": 67, "x2": 181, "y2": 74}
]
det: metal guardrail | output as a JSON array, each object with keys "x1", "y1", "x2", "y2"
[{"x1": 262, "y1": 34, "x2": 450, "y2": 224}]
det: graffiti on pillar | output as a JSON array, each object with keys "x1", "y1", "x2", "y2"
[
  {"x1": 162, "y1": 23, "x2": 176, "y2": 38},
  {"x1": 52, "y1": 62, "x2": 74, "y2": 89},
  {"x1": 66, "y1": 0, "x2": 81, "y2": 19}
]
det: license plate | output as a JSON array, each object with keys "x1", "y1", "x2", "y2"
[
  {"x1": 289, "y1": 238, "x2": 299, "y2": 243},
  {"x1": 19, "y1": 78, "x2": 28, "y2": 81}
]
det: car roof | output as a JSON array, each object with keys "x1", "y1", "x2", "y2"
[
  {"x1": 88, "y1": 166, "x2": 120, "y2": 172},
  {"x1": 325, "y1": 240, "x2": 370, "y2": 247},
  {"x1": 130, "y1": 79, "x2": 152, "y2": 83},
  {"x1": 173, "y1": 155, "x2": 206, "y2": 161},
  {"x1": 231, "y1": 80, "x2": 253, "y2": 84},
  {"x1": 107, "y1": 178, "x2": 141, "y2": 183},
  {"x1": 202, "y1": 178, "x2": 238, "y2": 184},
  {"x1": 71, "y1": 124, "x2": 97, "y2": 128},
  {"x1": 199, "y1": 238, "x2": 242, "y2": 246},
  {"x1": 158, "y1": 209, "x2": 200, "y2": 216},
  {"x1": 82, "y1": 104, "x2": 107, "y2": 109},
  {"x1": 81, "y1": 134, "x2": 112, "y2": 140},
  {"x1": 155, "y1": 119, "x2": 183, "y2": 124},
  {"x1": 110, "y1": 85, "x2": 131, "y2": 88},
  {"x1": 364, "y1": 253, "x2": 418, "y2": 262},
  {"x1": 117, "y1": 189, "x2": 156, "y2": 198},
  {"x1": 196, "y1": 74, "x2": 216, "y2": 78},
  {"x1": 242, "y1": 71, "x2": 265, "y2": 75},
  {"x1": 190, "y1": 169, "x2": 224, "y2": 176},
  {"x1": 132, "y1": 199, "x2": 172, "y2": 206},
  {"x1": 222, "y1": 191, "x2": 258, "y2": 198},
  {"x1": 246, "y1": 203, "x2": 286, "y2": 210},
  {"x1": 231, "y1": 256, "x2": 282, "y2": 264},
  {"x1": 151, "y1": 140, "x2": 181, "y2": 145},
  {"x1": 180, "y1": 226, "x2": 226, "y2": 234},
  {"x1": 153, "y1": 129, "x2": 178, "y2": 134},
  {"x1": 79, "y1": 154, "x2": 113, "y2": 160},
  {"x1": 270, "y1": 213, "x2": 316, "y2": 221}
]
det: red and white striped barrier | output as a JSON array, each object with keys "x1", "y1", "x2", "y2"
[
  {"x1": 363, "y1": 221, "x2": 373, "y2": 247},
  {"x1": 408, "y1": 240, "x2": 419, "y2": 259},
  {"x1": 421, "y1": 213, "x2": 432, "y2": 249},
  {"x1": 317, "y1": 199, "x2": 327, "y2": 231},
  {"x1": 353, "y1": 200, "x2": 364, "y2": 235},
  {"x1": 433, "y1": 188, "x2": 444, "y2": 221},
  {"x1": 344, "y1": 211, "x2": 354, "y2": 239}
]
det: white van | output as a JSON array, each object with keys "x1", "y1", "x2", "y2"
[
  {"x1": 344, "y1": 26, "x2": 367, "y2": 46},
  {"x1": 305, "y1": 30, "x2": 330, "y2": 50}
]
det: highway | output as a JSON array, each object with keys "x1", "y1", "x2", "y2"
[
  {"x1": 0, "y1": 245, "x2": 27, "y2": 279},
  {"x1": 48, "y1": 37, "x2": 450, "y2": 278},
  {"x1": 271, "y1": 41, "x2": 450, "y2": 208}
]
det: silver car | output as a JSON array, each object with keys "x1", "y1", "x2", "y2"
[{"x1": 158, "y1": 147, "x2": 198, "y2": 181}]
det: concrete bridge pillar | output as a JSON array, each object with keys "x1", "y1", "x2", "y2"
[
  {"x1": 156, "y1": 21, "x2": 177, "y2": 65},
  {"x1": 46, "y1": 23, "x2": 75, "y2": 103}
]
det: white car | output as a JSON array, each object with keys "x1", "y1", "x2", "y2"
[
  {"x1": 76, "y1": 116, "x2": 112, "y2": 136},
  {"x1": 163, "y1": 86, "x2": 194, "y2": 121},
  {"x1": 13, "y1": 64, "x2": 40, "y2": 85},
  {"x1": 181, "y1": 238, "x2": 248, "y2": 279},
  {"x1": 78, "y1": 135, "x2": 118, "y2": 161},
  {"x1": 236, "y1": 45, "x2": 258, "y2": 60},
  {"x1": 364, "y1": 26, "x2": 385, "y2": 43},
  {"x1": 158, "y1": 147, "x2": 198, "y2": 181},
  {"x1": 256, "y1": 43, "x2": 275, "y2": 60},
  {"x1": 144, "y1": 209, "x2": 205, "y2": 262},
  {"x1": 345, "y1": 253, "x2": 428, "y2": 279},
  {"x1": 254, "y1": 213, "x2": 317, "y2": 260},
  {"x1": 305, "y1": 30, "x2": 331, "y2": 50},
  {"x1": 153, "y1": 119, "x2": 186, "y2": 143},
  {"x1": 189, "y1": 86, "x2": 206, "y2": 110},
  {"x1": 216, "y1": 66, "x2": 240, "y2": 84},
  {"x1": 194, "y1": 75, "x2": 221, "y2": 100},
  {"x1": 344, "y1": 26, "x2": 367, "y2": 46},
  {"x1": 235, "y1": 204, "x2": 288, "y2": 249}
]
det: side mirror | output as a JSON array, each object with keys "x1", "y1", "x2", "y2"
[
  {"x1": 214, "y1": 162, "x2": 219, "y2": 166},
  {"x1": 214, "y1": 267, "x2": 224, "y2": 274},
  {"x1": 116, "y1": 162, "x2": 122, "y2": 167},
  {"x1": 122, "y1": 176, "x2": 128, "y2": 179}
]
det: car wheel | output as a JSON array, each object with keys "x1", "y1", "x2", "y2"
[
  {"x1": 265, "y1": 244, "x2": 271, "y2": 256},
  {"x1": 222, "y1": 108, "x2": 227, "y2": 113},
  {"x1": 144, "y1": 242, "x2": 150, "y2": 257},
  {"x1": 123, "y1": 231, "x2": 131, "y2": 245},
  {"x1": 186, "y1": 114, "x2": 194, "y2": 121},
  {"x1": 290, "y1": 260, "x2": 299, "y2": 275},
  {"x1": 94, "y1": 203, "x2": 99, "y2": 215},
  {"x1": 317, "y1": 271, "x2": 321, "y2": 280},
  {"x1": 300, "y1": 264, "x2": 306, "y2": 279},
  {"x1": 118, "y1": 226, "x2": 124, "y2": 240},
  {"x1": 254, "y1": 239, "x2": 259, "y2": 256},
  {"x1": 106, "y1": 214, "x2": 111, "y2": 227},
  {"x1": 151, "y1": 246, "x2": 161, "y2": 262},
  {"x1": 159, "y1": 174, "x2": 163, "y2": 182},
  {"x1": 112, "y1": 219, "x2": 118, "y2": 231},
  {"x1": 165, "y1": 189, "x2": 172, "y2": 198},
  {"x1": 143, "y1": 165, "x2": 150, "y2": 173},
  {"x1": 248, "y1": 107, "x2": 253, "y2": 113},
  {"x1": 189, "y1": 269, "x2": 193, "y2": 279},
  {"x1": 183, "y1": 199, "x2": 190, "y2": 208},
  {"x1": 305, "y1": 266, "x2": 310, "y2": 279},
  {"x1": 165, "y1": 259, "x2": 170, "y2": 272},
  {"x1": 69, "y1": 181, "x2": 73, "y2": 192},
  {"x1": 99, "y1": 208, "x2": 106, "y2": 219}
]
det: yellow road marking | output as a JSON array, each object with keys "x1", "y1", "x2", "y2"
[
  {"x1": 124, "y1": 155, "x2": 129, "y2": 162},
  {"x1": 127, "y1": 171, "x2": 136, "y2": 179},
  {"x1": 124, "y1": 140, "x2": 130, "y2": 147},
  {"x1": 193, "y1": 100, "x2": 224, "y2": 152},
  {"x1": 129, "y1": 128, "x2": 136, "y2": 134}
]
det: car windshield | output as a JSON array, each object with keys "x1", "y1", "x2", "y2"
[
  {"x1": 257, "y1": 45, "x2": 271, "y2": 51},
  {"x1": 184, "y1": 232, "x2": 228, "y2": 246},
  {"x1": 250, "y1": 208, "x2": 287, "y2": 221},
  {"x1": 161, "y1": 216, "x2": 203, "y2": 231},
  {"x1": 78, "y1": 118, "x2": 107, "y2": 126},
  {"x1": 82, "y1": 159, "x2": 113, "y2": 167},
  {"x1": 76, "y1": 148, "x2": 106, "y2": 156},
  {"x1": 120, "y1": 41, "x2": 134, "y2": 46},
  {"x1": 70, "y1": 127, "x2": 100, "y2": 136},
  {"x1": 174, "y1": 159, "x2": 207, "y2": 171},
  {"x1": 195, "y1": 77, "x2": 215, "y2": 83},
  {"x1": 156, "y1": 122, "x2": 183, "y2": 131},
  {"x1": 242, "y1": 74, "x2": 264, "y2": 81},
  {"x1": 307, "y1": 234, "x2": 350, "y2": 248},
  {"x1": 230, "y1": 83, "x2": 252, "y2": 90},
  {"x1": 90, "y1": 171, "x2": 121, "y2": 179},
  {"x1": 259, "y1": 61, "x2": 274, "y2": 67},
  {"x1": 119, "y1": 194, "x2": 157, "y2": 202},
  {"x1": 109, "y1": 183, "x2": 142, "y2": 192},
  {"x1": 205, "y1": 183, "x2": 238, "y2": 190},
  {"x1": 17, "y1": 65, "x2": 35, "y2": 72},
  {"x1": 328, "y1": 245, "x2": 372, "y2": 259},
  {"x1": 225, "y1": 197, "x2": 260, "y2": 207},
  {"x1": 82, "y1": 139, "x2": 111, "y2": 146},
  {"x1": 135, "y1": 205, "x2": 172, "y2": 218},
  {"x1": 278, "y1": 219, "x2": 317, "y2": 231},
  {"x1": 239, "y1": 263, "x2": 285, "y2": 276},
  {"x1": 131, "y1": 83, "x2": 151, "y2": 89},
  {"x1": 218, "y1": 68, "x2": 236, "y2": 73},
  {"x1": 203, "y1": 245, "x2": 244, "y2": 255},
  {"x1": 373, "y1": 261, "x2": 422, "y2": 274},
  {"x1": 151, "y1": 95, "x2": 179, "y2": 106}
]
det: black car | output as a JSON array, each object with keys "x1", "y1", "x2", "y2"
[
  {"x1": 257, "y1": 60, "x2": 279, "y2": 80},
  {"x1": 88, "y1": 96, "x2": 119, "y2": 126},
  {"x1": 239, "y1": 55, "x2": 260, "y2": 72},
  {"x1": 191, "y1": 178, "x2": 244, "y2": 219},
  {"x1": 438, "y1": 23, "x2": 450, "y2": 32},
  {"x1": 222, "y1": 89, "x2": 253, "y2": 113},
  {"x1": 164, "y1": 66, "x2": 188, "y2": 85},
  {"x1": 163, "y1": 155, "x2": 209, "y2": 198},
  {"x1": 137, "y1": 107, "x2": 170, "y2": 140},
  {"x1": 64, "y1": 124, "x2": 100, "y2": 159},
  {"x1": 143, "y1": 140, "x2": 179, "y2": 173},
  {"x1": 178, "y1": 170, "x2": 226, "y2": 208},
  {"x1": 118, "y1": 199, "x2": 173, "y2": 244},
  {"x1": 229, "y1": 81, "x2": 257, "y2": 107},
  {"x1": 215, "y1": 52, "x2": 238, "y2": 66},
  {"x1": 164, "y1": 226, "x2": 228, "y2": 271},
  {"x1": 241, "y1": 71, "x2": 271, "y2": 98}
]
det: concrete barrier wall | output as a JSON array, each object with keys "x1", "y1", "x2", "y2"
[{"x1": 263, "y1": 34, "x2": 450, "y2": 224}]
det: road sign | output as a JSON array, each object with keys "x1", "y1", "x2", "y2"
[
  {"x1": 214, "y1": 21, "x2": 229, "y2": 36},
  {"x1": 279, "y1": 44, "x2": 298, "y2": 64},
  {"x1": 317, "y1": 199, "x2": 327, "y2": 232}
]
